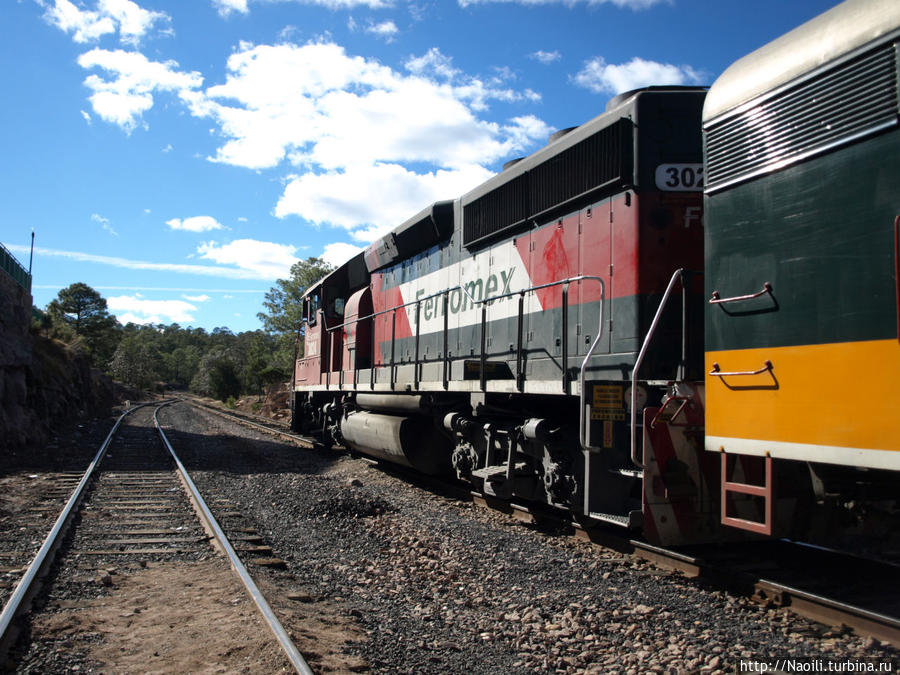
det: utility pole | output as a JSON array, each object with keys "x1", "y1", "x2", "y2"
[{"x1": 28, "y1": 230, "x2": 34, "y2": 275}]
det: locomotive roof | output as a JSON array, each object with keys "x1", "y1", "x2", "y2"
[
  {"x1": 704, "y1": 0, "x2": 900, "y2": 123},
  {"x1": 461, "y1": 86, "x2": 704, "y2": 207}
]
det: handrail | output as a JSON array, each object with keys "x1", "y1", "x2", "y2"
[
  {"x1": 0, "y1": 241, "x2": 31, "y2": 293},
  {"x1": 310, "y1": 274, "x2": 608, "y2": 394},
  {"x1": 628, "y1": 269, "x2": 686, "y2": 470},
  {"x1": 709, "y1": 282, "x2": 772, "y2": 305},
  {"x1": 709, "y1": 360, "x2": 773, "y2": 377},
  {"x1": 894, "y1": 215, "x2": 899, "y2": 343},
  {"x1": 576, "y1": 276, "x2": 607, "y2": 450}
]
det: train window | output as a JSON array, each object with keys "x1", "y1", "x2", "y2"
[
  {"x1": 308, "y1": 292, "x2": 321, "y2": 325},
  {"x1": 331, "y1": 297, "x2": 345, "y2": 317}
]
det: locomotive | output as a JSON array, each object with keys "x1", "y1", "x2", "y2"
[{"x1": 291, "y1": 0, "x2": 900, "y2": 548}]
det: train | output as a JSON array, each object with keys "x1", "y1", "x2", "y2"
[{"x1": 290, "y1": 0, "x2": 900, "y2": 548}]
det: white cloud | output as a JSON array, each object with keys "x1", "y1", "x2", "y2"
[
  {"x1": 108, "y1": 295, "x2": 198, "y2": 324},
  {"x1": 530, "y1": 50, "x2": 561, "y2": 64},
  {"x1": 182, "y1": 293, "x2": 211, "y2": 302},
  {"x1": 91, "y1": 212, "x2": 119, "y2": 236},
  {"x1": 573, "y1": 56, "x2": 703, "y2": 95},
  {"x1": 196, "y1": 239, "x2": 298, "y2": 279},
  {"x1": 177, "y1": 41, "x2": 548, "y2": 241},
  {"x1": 213, "y1": 0, "x2": 391, "y2": 16},
  {"x1": 459, "y1": 0, "x2": 662, "y2": 7},
  {"x1": 166, "y1": 216, "x2": 225, "y2": 232},
  {"x1": 41, "y1": 0, "x2": 170, "y2": 46},
  {"x1": 321, "y1": 242, "x2": 364, "y2": 267},
  {"x1": 81, "y1": 109, "x2": 92, "y2": 123},
  {"x1": 366, "y1": 20, "x2": 398, "y2": 42},
  {"x1": 77, "y1": 48, "x2": 203, "y2": 132},
  {"x1": 212, "y1": 0, "x2": 248, "y2": 16},
  {"x1": 9, "y1": 244, "x2": 284, "y2": 280},
  {"x1": 34, "y1": 284, "x2": 266, "y2": 293},
  {"x1": 275, "y1": 162, "x2": 492, "y2": 238}
]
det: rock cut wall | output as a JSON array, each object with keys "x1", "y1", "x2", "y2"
[{"x1": 0, "y1": 269, "x2": 33, "y2": 447}]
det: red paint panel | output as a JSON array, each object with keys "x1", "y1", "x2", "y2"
[
  {"x1": 370, "y1": 271, "x2": 414, "y2": 366},
  {"x1": 580, "y1": 203, "x2": 611, "y2": 304},
  {"x1": 529, "y1": 213, "x2": 580, "y2": 308},
  {"x1": 343, "y1": 286, "x2": 373, "y2": 377},
  {"x1": 635, "y1": 192, "x2": 704, "y2": 295}
]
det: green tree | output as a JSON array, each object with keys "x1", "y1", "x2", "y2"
[
  {"x1": 46, "y1": 283, "x2": 122, "y2": 368},
  {"x1": 109, "y1": 335, "x2": 159, "y2": 392},
  {"x1": 257, "y1": 257, "x2": 332, "y2": 374},
  {"x1": 258, "y1": 257, "x2": 333, "y2": 334}
]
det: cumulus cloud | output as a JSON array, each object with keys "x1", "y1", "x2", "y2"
[
  {"x1": 212, "y1": 0, "x2": 249, "y2": 16},
  {"x1": 107, "y1": 296, "x2": 198, "y2": 324},
  {"x1": 182, "y1": 293, "x2": 211, "y2": 302},
  {"x1": 166, "y1": 216, "x2": 225, "y2": 232},
  {"x1": 40, "y1": 0, "x2": 170, "y2": 46},
  {"x1": 275, "y1": 162, "x2": 493, "y2": 238},
  {"x1": 530, "y1": 50, "x2": 561, "y2": 64},
  {"x1": 213, "y1": 0, "x2": 391, "y2": 16},
  {"x1": 365, "y1": 20, "x2": 399, "y2": 42},
  {"x1": 78, "y1": 48, "x2": 203, "y2": 132},
  {"x1": 573, "y1": 56, "x2": 703, "y2": 95},
  {"x1": 177, "y1": 41, "x2": 548, "y2": 240},
  {"x1": 459, "y1": 0, "x2": 662, "y2": 7},
  {"x1": 321, "y1": 242, "x2": 364, "y2": 267},
  {"x1": 196, "y1": 239, "x2": 299, "y2": 279}
]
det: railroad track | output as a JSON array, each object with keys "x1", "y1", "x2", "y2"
[
  {"x1": 0, "y1": 402, "x2": 313, "y2": 673},
  {"x1": 189, "y1": 396, "x2": 900, "y2": 649}
]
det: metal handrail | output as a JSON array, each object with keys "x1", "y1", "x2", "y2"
[
  {"x1": 306, "y1": 274, "x2": 608, "y2": 395},
  {"x1": 629, "y1": 269, "x2": 686, "y2": 470},
  {"x1": 709, "y1": 360, "x2": 773, "y2": 377},
  {"x1": 0, "y1": 241, "x2": 31, "y2": 293},
  {"x1": 709, "y1": 282, "x2": 772, "y2": 305}
]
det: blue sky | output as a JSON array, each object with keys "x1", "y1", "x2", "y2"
[{"x1": 2, "y1": 0, "x2": 838, "y2": 332}]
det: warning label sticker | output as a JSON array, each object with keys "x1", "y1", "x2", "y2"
[{"x1": 591, "y1": 385, "x2": 625, "y2": 421}]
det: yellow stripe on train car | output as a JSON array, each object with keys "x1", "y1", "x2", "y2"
[{"x1": 704, "y1": 339, "x2": 900, "y2": 467}]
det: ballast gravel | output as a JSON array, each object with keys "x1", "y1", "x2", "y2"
[{"x1": 140, "y1": 404, "x2": 900, "y2": 672}]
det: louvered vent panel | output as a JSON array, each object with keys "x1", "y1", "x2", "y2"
[
  {"x1": 463, "y1": 120, "x2": 633, "y2": 248},
  {"x1": 706, "y1": 43, "x2": 899, "y2": 192},
  {"x1": 462, "y1": 173, "x2": 528, "y2": 248},
  {"x1": 529, "y1": 119, "x2": 630, "y2": 216}
]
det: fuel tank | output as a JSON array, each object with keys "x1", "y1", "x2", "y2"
[{"x1": 339, "y1": 410, "x2": 452, "y2": 475}]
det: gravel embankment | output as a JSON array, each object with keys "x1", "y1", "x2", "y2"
[{"x1": 162, "y1": 402, "x2": 899, "y2": 674}]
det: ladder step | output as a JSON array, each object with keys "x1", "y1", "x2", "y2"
[{"x1": 589, "y1": 510, "x2": 643, "y2": 529}]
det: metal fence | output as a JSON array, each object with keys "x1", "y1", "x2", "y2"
[{"x1": 0, "y1": 241, "x2": 31, "y2": 293}]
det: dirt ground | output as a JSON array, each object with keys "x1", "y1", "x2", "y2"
[{"x1": 31, "y1": 559, "x2": 293, "y2": 674}]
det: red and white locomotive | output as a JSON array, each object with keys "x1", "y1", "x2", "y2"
[{"x1": 291, "y1": 0, "x2": 900, "y2": 548}]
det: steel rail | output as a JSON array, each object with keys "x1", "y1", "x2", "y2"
[
  {"x1": 197, "y1": 397, "x2": 900, "y2": 648},
  {"x1": 153, "y1": 402, "x2": 314, "y2": 675},
  {"x1": 624, "y1": 537, "x2": 900, "y2": 647},
  {"x1": 0, "y1": 402, "x2": 150, "y2": 657},
  {"x1": 188, "y1": 398, "x2": 314, "y2": 447},
  {"x1": 751, "y1": 577, "x2": 900, "y2": 646}
]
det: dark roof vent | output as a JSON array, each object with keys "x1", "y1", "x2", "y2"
[
  {"x1": 548, "y1": 127, "x2": 577, "y2": 144},
  {"x1": 502, "y1": 157, "x2": 524, "y2": 171},
  {"x1": 605, "y1": 85, "x2": 707, "y2": 112}
]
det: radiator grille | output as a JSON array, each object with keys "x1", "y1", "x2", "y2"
[
  {"x1": 705, "y1": 42, "x2": 899, "y2": 192},
  {"x1": 463, "y1": 119, "x2": 632, "y2": 248}
]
